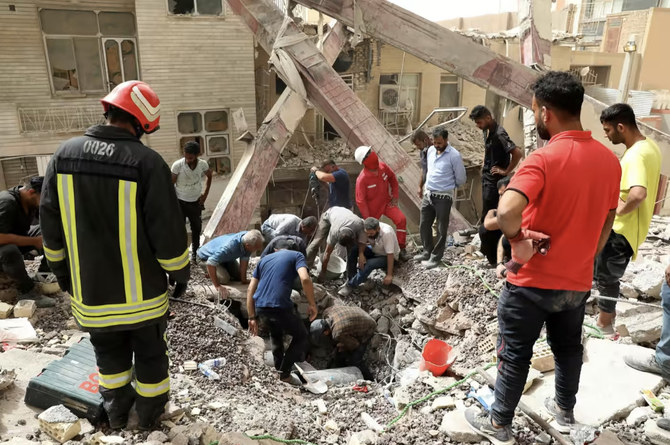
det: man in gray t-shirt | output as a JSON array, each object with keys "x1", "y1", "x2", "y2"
[{"x1": 305, "y1": 207, "x2": 366, "y2": 281}]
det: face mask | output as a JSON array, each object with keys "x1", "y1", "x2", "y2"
[{"x1": 362, "y1": 151, "x2": 379, "y2": 170}]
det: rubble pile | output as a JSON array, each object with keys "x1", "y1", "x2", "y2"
[
  {"x1": 4, "y1": 217, "x2": 670, "y2": 444},
  {"x1": 280, "y1": 119, "x2": 485, "y2": 168}
]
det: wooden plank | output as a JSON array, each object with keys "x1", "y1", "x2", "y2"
[
  {"x1": 220, "y1": 0, "x2": 472, "y2": 235},
  {"x1": 202, "y1": 21, "x2": 350, "y2": 239}
]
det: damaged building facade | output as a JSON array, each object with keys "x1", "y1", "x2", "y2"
[{"x1": 0, "y1": 0, "x2": 256, "y2": 189}]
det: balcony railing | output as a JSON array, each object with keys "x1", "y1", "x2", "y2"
[{"x1": 18, "y1": 105, "x2": 105, "y2": 134}]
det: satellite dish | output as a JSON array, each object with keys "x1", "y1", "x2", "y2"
[{"x1": 580, "y1": 66, "x2": 591, "y2": 77}]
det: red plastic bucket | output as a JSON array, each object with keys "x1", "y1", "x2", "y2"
[{"x1": 420, "y1": 339, "x2": 453, "y2": 376}]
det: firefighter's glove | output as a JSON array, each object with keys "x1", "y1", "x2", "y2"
[{"x1": 505, "y1": 229, "x2": 551, "y2": 274}]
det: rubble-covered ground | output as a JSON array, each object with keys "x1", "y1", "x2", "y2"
[
  {"x1": 280, "y1": 119, "x2": 485, "y2": 169},
  {"x1": 2, "y1": 217, "x2": 670, "y2": 445}
]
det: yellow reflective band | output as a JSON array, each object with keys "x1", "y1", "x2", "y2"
[
  {"x1": 57, "y1": 174, "x2": 82, "y2": 302},
  {"x1": 135, "y1": 376, "x2": 170, "y2": 398},
  {"x1": 70, "y1": 292, "x2": 167, "y2": 316},
  {"x1": 43, "y1": 245, "x2": 66, "y2": 262},
  {"x1": 157, "y1": 248, "x2": 189, "y2": 271},
  {"x1": 98, "y1": 369, "x2": 132, "y2": 390},
  {"x1": 119, "y1": 180, "x2": 143, "y2": 304},
  {"x1": 71, "y1": 298, "x2": 168, "y2": 329}
]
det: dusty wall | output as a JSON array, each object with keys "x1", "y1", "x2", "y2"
[
  {"x1": 570, "y1": 51, "x2": 628, "y2": 88},
  {"x1": 638, "y1": 8, "x2": 670, "y2": 91},
  {"x1": 136, "y1": 0, "x2": 257, "y2": 168},
  {"x1": 439, "y1": 12, "x2": 517, "y2": 33}
]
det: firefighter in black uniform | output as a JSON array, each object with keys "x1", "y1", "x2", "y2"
[{"x1": 40, "y1": 80, "x2": 190, "y2": 430}]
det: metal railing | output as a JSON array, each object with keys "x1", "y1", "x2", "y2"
[
  {"x1": 18, "y1": 105, "x2": 105, "y2": 134},
  {"x1": 398, "y1": 107, "x2": 468, "y2": 143}
]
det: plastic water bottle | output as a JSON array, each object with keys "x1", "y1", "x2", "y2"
[
  {"x1": 198, "y1": 363, "x2": 220, "y2": 380},
  {"x1": 202, "y1": 357, "x2": 226, "y2": 369}
]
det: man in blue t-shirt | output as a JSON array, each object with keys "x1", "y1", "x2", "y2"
[
  {"x1": 311, "y1": 160, "x2": 351, "y2": 209},
  {"x1": 246, "y1": 240, "x2": 317, "y2": 382}
]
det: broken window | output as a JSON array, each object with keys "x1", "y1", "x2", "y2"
[
  {"x1": 439, "y1": 74, "x2": 459, "y2": 108},
  {"x1": 40, "y1": 9, "x2": 138, "y2": 95},
  {"x1": 168, "y1": 0, "x2": 224, "y2": 15},
  {"x1": 177, "y1": 110, "x2": 232, "y2": 175}
]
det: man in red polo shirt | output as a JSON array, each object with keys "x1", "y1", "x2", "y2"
[
  {"x1": 354, "y1": 146, "x2": 408, "y2": 259},
  {"x1": 465, "y1": 71, "x2": 621, "y2": 444}
]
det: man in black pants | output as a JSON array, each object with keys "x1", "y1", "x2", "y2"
[
  {"x1": 469, "y1": 105, "x2": 522, "y2": 224},
  {"x1": 246, "y1": 240, "x2": 317, "y2": 383},
  {"x1": 478, "y1": 176, "x2": 511, "y2": 266},
  {"x1": 465, "y1": 72, "x2": 621, "y2": 443},
  {"x1": 172, "y1": 141, "x2": 213, "y2": 262},
  {"x1": 0, "y1": 176, "x2": 55, "y2": 307}
]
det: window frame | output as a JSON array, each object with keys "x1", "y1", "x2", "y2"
[
  {"x1": 166, "y1": 0, "x2": 226, "y2": 17},
  {"x1": 176, "y1": 109, "x2": 233, "y2": 175},
  {"x1": 38, "y1": 8, "x2": 139, "y2": 97},
  {"x1": 101, "y1": 37, "x2": 140, "y2": 91}
]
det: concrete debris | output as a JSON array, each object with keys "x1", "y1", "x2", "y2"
[
  {"x1": 38, "y1": 405, "x2": 81, "y2": 444},
  {"x1": 324, "y1": 419, "x2": 339, "y2": 432},
  {"x1": 0, "y1": 368, "x2": 16, "y2": 390},
  {"x1": 360, "y1": 412, "x2": 383, "y2": 432},
  {"x1": 439, "y1": 410, "x2": 483, "y2": 442},
  {"x1": 644, "y1": 418, "x2": 670, "y2": 445},
  {"x1": 430, "y1": 396, "x2": 456, "y2": 411},
  {"x1": 79, "y1": 418, "x2": 95, "y2": 435},
  {"x1": 99, "y1": 436, "x2": 125, "y2": 445},
  {"x1": 392, "y1": 340, "x2": 421, "y2": 369},
  {"x1": 616, "y1": 311, "x2": 663, "y2": 344},
  {"x1": 13, "y1": 299, "x2": 36, "y2": 318},
  {"x1": 347, "y1": 429, "x2": 378, "y2": 445},
  {"x1": 315, "y1": 399, "x2": 328, "y2": 414},
  {"x1": 0, "y1": 317, "x2": 38, "y2": 343},
  {"x1": 626, "y1": 406, "x2": 654, "y2": 426},
  {"x1": 0, "y1": 301, "x2": 13, "y2": 318},
  {"x1": 625, "y1": 259, "x2": 665, "y2": 299}
]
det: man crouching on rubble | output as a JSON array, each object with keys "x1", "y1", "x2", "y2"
[
  {"x1": 465, "y1": 71, "x2": 621, "y2": 444},
  {"x1": 246, "y1": 239, "x2": 317, "y2": 383},
  {"x1": 310, "y1": 305, "x2": 376, "y2": 380}
]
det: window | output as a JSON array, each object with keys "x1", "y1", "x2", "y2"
[
  {"x1": 40, "y1": 9, "x2": 138, "y2": 95},
  {"x1": 177, "y1": 110, "x2": 232, "y2": 174},
  {"x1": 341, "y1": 74, "x2": 354, "y2": 90},
  {"x1": 380, "y1": 73, "x2": 421, "y2": 122},
  {"x1": 439, "y1": 73, "x2": 459, "y2": 108},
  {"x1": 168, "y1": 0, "x2": 224, "y2": 15}
]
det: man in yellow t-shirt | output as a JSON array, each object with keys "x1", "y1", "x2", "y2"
[{"x1": 595, "y1": 103, "x2": 662, "y2": 332}]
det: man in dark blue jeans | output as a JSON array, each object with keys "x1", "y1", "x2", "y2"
[
  {"x1": 339, "y1": 217, "x2": 399, "y2": 297},
  {"x1": 465, "y1": 72, "x2": 621, "y2": 444},
  {"x1": 246, "y1": 240, "x2": 317, "y2": 383}
]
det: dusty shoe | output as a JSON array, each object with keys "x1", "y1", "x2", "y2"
[
  {"x1": 421, "y1": 257, "x2": 441, "y2": 269},
  {"x1": 413, "y1": 251, "x2": 430, "y2": 261},
  {"x1": 464, "y1": 408, "x2": 514, "y2": 445},
  {"x1": 544, "y1": 397, "x2": 575, "y2": 433},
  {"x1": 19, "y1": 290, "x2": 56, "y2": 308},
  {"x1": 624, "y1": 349, "x2": 662, "y2": 375},
  {"x1": 398, "y1": 249, "x2": 410, "y2": 262},
  {"x1": 338, "y1": 284, "x2": 353, "y2": 297}
]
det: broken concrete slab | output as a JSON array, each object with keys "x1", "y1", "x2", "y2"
[
  {"x1": 0, "y1": 348, "x2": 57, "y2": 439},
  {"x1": 616, "y1": 311, "x2": 663, "y2": 344},
  {"x1": 518, "y1": 338, "x2": 665, "y2": 426},
  {"x1": 626, "y1": 259, "x2": 665, "y2": 299},
  {"x1": 627, "y1": 406, "x2": 654, "y2": 426},
  {"x1": 439, "y1": 410, "x2": 483, "y2": 443},
  {"x1": 592, "y1": 430, "x2": 626, "y2": 445},
  {"x1": 644, "y1": 418, "x2": 670, "y2": 445},
  {"x1": 348, "y1": 430, "x2": 378, "y2": 445}
]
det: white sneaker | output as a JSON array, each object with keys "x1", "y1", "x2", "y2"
[{"x1": 338, "y1": 284, "x2": 353, "y2": 297}]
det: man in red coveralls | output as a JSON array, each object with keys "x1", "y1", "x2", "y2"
[{"x1": 354, "y1": 146, "x2": 408, "y2": 261}]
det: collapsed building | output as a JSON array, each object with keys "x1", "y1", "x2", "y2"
[{"x1": 3, "y1": 0, "x2": 670, "y2": 444}]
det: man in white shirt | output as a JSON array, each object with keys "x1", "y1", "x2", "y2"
[
  {"x1": 171, "y1": 141, "x2": 213, "y2": 262},
  {"x1": 339, "y1": 217, "x2": 399, "y2": 297}
]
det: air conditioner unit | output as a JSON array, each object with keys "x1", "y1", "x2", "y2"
[{"x1": 379, "y1": 85, "x2": 411, "y2": 111}]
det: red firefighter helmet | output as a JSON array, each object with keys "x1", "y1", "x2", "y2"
[{"x1": 101, "y1": 81, "x2": 161, "y2": 134}]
